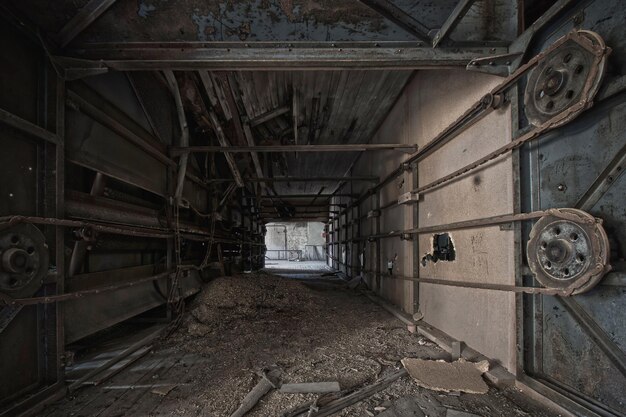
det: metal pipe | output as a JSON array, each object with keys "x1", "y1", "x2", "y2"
[{"x1": 164, "y1": 70, "x2": 189, "y2": 202}]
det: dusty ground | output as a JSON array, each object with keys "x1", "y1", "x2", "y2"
[{"x1": 42, "y1": 270, "x2": 561, "y2": 417}]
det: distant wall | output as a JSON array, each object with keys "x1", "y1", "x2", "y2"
[{"x1": 265, "y1": 222, "x2": 325, "y2": 260}]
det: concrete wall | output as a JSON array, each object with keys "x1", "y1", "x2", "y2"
[{"x1": 349, "y1": 70, "x2": 517, "y2": 373}]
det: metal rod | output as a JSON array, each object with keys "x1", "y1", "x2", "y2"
[
  {"x1": 432, "y1": 0, "x2": 477, "y2": 47},
  {"x1": 1, "y1": 271, "x2": 172, "y2": 306},
  {"x1": 576, "y1": 137, "x2": 626, "y2": 211},
  {"x1": 171, "y1": 144, "x2": 417, "y2": 155}
]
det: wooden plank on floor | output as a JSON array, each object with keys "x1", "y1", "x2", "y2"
[
  {"x1": 96, "y1": 352, "x2": 188, "y2": 417},
  {"x1": 58, "y1": 350, "x2": 173, "y2": 417},
  {"x1": 139, "y1": 353, "x2": 211, "y2": 416}
]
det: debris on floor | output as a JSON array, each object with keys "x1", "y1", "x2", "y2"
[
  {"x1": 41, "y1": 271, "x2": 562, "y2": 417},
  {"x1": 401, "y1": 358, "x2": 489, "y2": 394},
  {"x1": 231, "y1": 367, "x2": 282, "y2": 417}
]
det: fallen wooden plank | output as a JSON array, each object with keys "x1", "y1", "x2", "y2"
[
  {"x1": 68, "y1": 346, "x2": 151, "y2": 386},
  {"x1": 280, "y1": 382, "x2": 340, "y2": 394},
  {"x1": 68, "y1": 325, "x2": 165, "y2": 392},
  {"x1": 307, "y1": 369, "x2": 408, "y2": 417}
]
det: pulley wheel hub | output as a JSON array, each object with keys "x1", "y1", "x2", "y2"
[
  {"x1": 0, "y1": 223, "x2": 49, "y2": 298},
  {"x1": 527, "y1": 208, "x2": 610, "y2": 295},
  {"x1": 524, "y1": 30, "x2": 608, "y2": 127}
]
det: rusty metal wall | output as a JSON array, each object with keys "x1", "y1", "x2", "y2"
[{"x1": 518, "y1": 1, "x2": 626, "y2": 414}]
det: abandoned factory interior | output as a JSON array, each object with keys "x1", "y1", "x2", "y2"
[{"x1": 1, "y1": 0, "x2": 625, "y2": 416}]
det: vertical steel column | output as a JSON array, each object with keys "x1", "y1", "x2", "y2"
[
  {"x1": 375, "y1": 189, "x2": 382, "y2": 293},
  {"x1": 54, "y1": 74, "x2": 66, "y2": 381},
  {"x1": 412, "y1": 163, "x2": 420, "y2": 314}
]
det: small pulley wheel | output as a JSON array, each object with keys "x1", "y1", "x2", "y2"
[
  {"x1": 524, "y1": 30, "x2": 608, "y2": 127},
  {"x1": 527, "y1": 208, "x2": 611, "y2": 295},
  {"x1": 0, "y1": 223, "x2": 49, "y2": 298}
]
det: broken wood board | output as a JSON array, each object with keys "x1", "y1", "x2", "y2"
[
  {"x1": 401, "y1": 358, "x2": 488, "y2": 394},
  {"x1": 304, "y1": 369, "x2": 408, "y2": 417},
  {"x1": 446, "y1": 409, "x2": 482, "y2": 417},
  {"x1": 280, "y1": 382, "x2": 340, "y2": 394}
]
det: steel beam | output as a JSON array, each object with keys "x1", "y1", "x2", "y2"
[
  {"x1": 172, "y1": 144, "x2": 417, "y2": 155},
  {"x1": 57, "y1": 0, "x2": 117, "y2": 48},
  {"x1": 64, "y1": 42, "x2": 507, "y2": 70},
  {"x1": 432, "y1": 0, "x2": 477, "y2": 47},
  {"x1": 357, "y1": 0, "x2": 431, "y2": 42},
  {"x1": 259, "y1": 194, "x2": 355, "y2": 199},
  {"x1": 66, "y1": 88, "x2": 170, "y2": 166},
  {"x1": 205, "y1": 176, "x2": 378, "y2": 183},
  {"x1": 0, "y1": 107, "x2": 58, "y2": 145}
]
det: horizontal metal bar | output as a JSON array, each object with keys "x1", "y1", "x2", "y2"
[
  {"x1": 172, "y1": 144, "x2": 417, "y2": 155},
  {"x1": 1, "y1": 271, "x2": 171, "y2": 306},
  {"x1": 0, "y1": 107, "x2": 59, "y2": 145},
  {"x1": 206, "y1": 176, "x2": 379, "y2": 183},
  {"x1": 259, "y1": 194, "x2": 355, "y2": 199},
  {"x1": 65, "y1": 42, "x2": 507, "y2": 70}
]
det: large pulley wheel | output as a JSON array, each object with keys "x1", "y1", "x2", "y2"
[
  {"x1": 527, "y1": 209, "x2": 610, "y2": 295},
  {"x1": 524, "y1": 30, "x2": 608, "y2": 127},
  {"x1": 0, "y1": 224, "x2": 49, "y2": 298}
]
